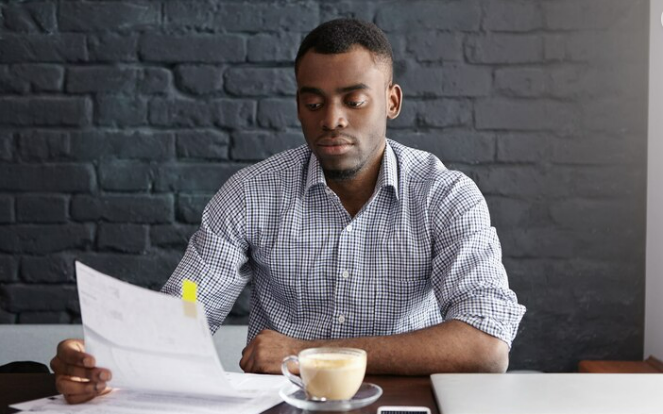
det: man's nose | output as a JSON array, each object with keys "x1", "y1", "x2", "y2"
[{"x1": 321, "y1": 103, "x2": 348, "y2": 130}]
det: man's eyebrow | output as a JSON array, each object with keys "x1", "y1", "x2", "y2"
[{"x1": 298, "y1": 83, "x2": 371, "y2": 96}]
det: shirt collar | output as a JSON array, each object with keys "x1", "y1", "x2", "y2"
[{"x1": 304, "y1": 141, "x2": 399, "y2": 199}]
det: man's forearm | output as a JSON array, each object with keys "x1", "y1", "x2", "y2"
[{"x1": 305, "y1": 320, "x2": 509, "y2": 375}]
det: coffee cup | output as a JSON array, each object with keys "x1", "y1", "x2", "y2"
[{"x1": 281, "y1": 347, "x2": 367, "y2": 401}]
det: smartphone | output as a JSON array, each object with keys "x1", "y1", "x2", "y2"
[{"x1": 377, "y1": 406, "x2": 431, "y2": 414}]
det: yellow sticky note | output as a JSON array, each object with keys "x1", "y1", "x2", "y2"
[
  {"x1": 182, "y1": 279, "x2": 198, "y2": 318},
  {"x1": 182, "y1": 279, "x2": 198, "y2": 302}
]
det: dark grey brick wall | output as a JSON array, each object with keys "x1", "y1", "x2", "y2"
[{"x1": 0, "y1": 0, "x2": 649, "y2": 372}]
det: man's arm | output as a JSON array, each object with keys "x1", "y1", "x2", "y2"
[{"x1": 240, "y1": 321, "x2": 508, "y2": 375}]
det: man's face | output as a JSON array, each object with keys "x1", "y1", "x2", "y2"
[{"x1": 296, "y1": 47, "x2": 401, "y2": 181}]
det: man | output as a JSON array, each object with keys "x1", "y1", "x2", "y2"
[{"x1": 51, "y1": 18, "x2": 525, "y2": 404}]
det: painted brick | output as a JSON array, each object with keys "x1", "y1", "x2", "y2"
[
  {"x1": 18, "y1": 312, "x2": 70, "y2": 324},
  {"x1": 1, "y1": 285, "x2": 79, "y2": 312},
  {"x1": 75, "y1": 252, "x2": 182, "y2": 288},
  {"x1": 69, "y1": 131, "x2": 175, "y2": 161},
  {"x1": 16, "y1": 195, "x2": 68, "y2": 223},
  {"x1": 149, "y1": 98, "x2": 216, "y2": 127},
  {"x1": 551, "y1": 135, "x2": 643, "y2": 165},
  {"x1": 0, "y1": 164, "x2": 95, "y2": 193},
  {"x1": 406, "y1": 32, "x2": 463, "y2": 62},
  {"x1": 99, "y1": 161, "x2": 152, "y2": 192},
  {"x1": 483, "y1": 0, "x2": 543, "y2": 32},
  {"x1": 3, "y1": 2, "x2": 56, "y2": 33},
  {"x1": 155, "y1": 164, "x2": 246, "y2": 192},
  {"x1": 494, "y1": 68, "x2": 547, "y2": 98},
  {"x1": 474, "y1": 166, "x2": 557, "y2": 197},
  {"x1": 544, "y1": 0, "x2": 645, "y2": 31},
  {"x1": 320, "y1": 1, "x2": 376, "y2": 22},
  {"x1": 0, "y1": 34, "x2": 87, "y2": 63},
  {"x1": 0, "y1": 308, "x2": 15, "y2": 324},
  {"x1": 17, "y1": 130, "x2": 69, "y2": 161},
  {"x1": 164, "y1": 1, "x2": 216, "y2": 29},
  {"x1": 560, "y1": 166, "x2": 645, "y2": 198},
  {"x1": 139, "y1": 68, "x2": 172, "y2": 95},
  {"x1": 140, "y1": 34, "x2": 245, "y2": 63},
  {"x1": 0, "y1": 196, "x2": 13, "y2": 224},
  {"x1": 376, "y1": 1, "x2": 481, "y2": 31},
  {"x1": 0, "y1": 224, "x2": 94, "y2": 254},
  {"x1": 0, "y1": 66, "x2": 28, "y2": 94},
  {"x1": 550, "y1": 199, "x2": 640, "y2": 231},
  {"x1": 215, "y1": 99, "x2": 256, "y2": 129},
  {"x1": 231, "y1": 131, "x2": 304, "y2": 161},
  {"x1": 176, "y1": 130, "x2": 229, "y2": 160},
  {"x1": 475, "y1": 99, "x2": 579, "y2": 131},
  {"x1": 466, "y1": 34, "x2": 543, "y2": 64},
  {"x1": 151, "y1": 224, "x2": 198, "y2": 248},
  {"x1": 485, "y1": 196, "x2": 551, "y2": 230},
  {"x1": 563, "y1": 31, "x2": 645, "y2": 63},
  {"x1": 87, "y1": 34, "x2": 139, "y2": 62},
  {"x1": 96, "y1": 96, "x2": 148, "y2": 127},
  {"x1": 225, "y1": 68, "x2": 297, "y2": 97},
  {"x1": 0, "y1": 97, "x2": 91, "y2": 126},
  {"x1": 214, "y1": 2, "x2": 319, "y2": 32},
  {"x1": 71, "y1": 195, "x2": 174, "y2": 224},
  {"x1": 248, "y1": 33, "x2": 300, "y2": 63},
  {"x1": 177, "y1": 194, "x2": 213, "y2": 224},
  {"x1": 98, "y1": 223, "x2": 149, "y2": 253},
  {"x1": 394, "y1": 130, "x2": 495, "y2": 163},
  {"x1": 59, "y1": 2, "x2": 160, "y2": 32},
  {"x1": 0, "y1": 132, "x2": 14, "y2": 161},
  {"x1": 9, "y1": 64, "x2": 64, "y2": 92},
  {"x1": 175, "y1": 65, "x2": 224, "y2": 95},
  {"x1": 66, "y1": 67, "x2": 138, "y2": 93},
  {"x1": 0, "y1": 255, "x2": 18, "y2": 282},
  {"x1": 582, "y1": 98, "x2": 647, "y2": 134},
  {"x1": 399, "y1": 64, "x2": 491, "y2": 97},
  {"x1": 496, "y1": 133, "x2": 551, "y2": 163},
  {"x1": 21, "y1": 255, "x2": 75, "y2": 283},
  {"x1": 257, "y1": 99, "x2": 299, "y2": 129}
]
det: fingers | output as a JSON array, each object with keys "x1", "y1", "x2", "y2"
[
  {"x1": 56, "y1": 375, "x2": 110, "y2": 404},
  {"x1": 52, "y1": 338, "x2": 113, "y2": 404},
  {"x1": 56, "y1": 339, "x2": 93, "y2": 367}
]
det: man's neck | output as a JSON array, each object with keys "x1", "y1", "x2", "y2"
[{"x1": 326, "y1": 157, "x2": 382, "y2": 218}]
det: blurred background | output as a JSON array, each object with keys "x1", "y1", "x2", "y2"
[{"x1": 0, "y1": 0, "x2": 650, "y2": 372}]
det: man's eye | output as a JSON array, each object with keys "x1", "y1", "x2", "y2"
[
  {"x1": 346, "y1": 101, "x2": 365, "y2": 108},
  {"x1": 305, "y1": 103, "x2": 322, "y2": 110}
]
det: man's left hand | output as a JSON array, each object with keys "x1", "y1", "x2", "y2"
[{"x1": 240, "y1": 329, "x2": 312, "y2": 374}]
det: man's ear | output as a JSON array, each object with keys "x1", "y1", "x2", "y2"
[{"x1": 387, "y1": 83, "x2": 403, "y2": 120}]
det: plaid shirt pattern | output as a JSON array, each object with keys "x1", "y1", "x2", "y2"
[{"x1": 162, "y1": 139, "x2": 526, "y2": 347}]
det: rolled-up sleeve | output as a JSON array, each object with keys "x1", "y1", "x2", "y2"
[
  {"x1": 161, "y1": 174, "x2": 251, "y2": 334},
  {"x1": 431, "y1": 173, "x2": 526, "y2": 347}
]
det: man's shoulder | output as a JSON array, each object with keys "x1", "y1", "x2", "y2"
[
  {"x1": 388, "y1": 139, "x2": 461, "y2": 182},
  {"x1": 231, "y1": 144, "x2": 311, "y2": 185}
]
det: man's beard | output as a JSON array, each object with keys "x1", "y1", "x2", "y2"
[{"x1": 323, "y1": 163, "x2": 364, "y2": 181}]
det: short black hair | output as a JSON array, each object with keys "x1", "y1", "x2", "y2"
[{"x1": 295, "y1": 18, "x2": 393, "y2": 77}]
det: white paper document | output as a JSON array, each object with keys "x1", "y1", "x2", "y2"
[
  {"x1": 74, "y1": 261, "x2": 252, "y2": 397},
  {"x1": 11, "y1": 372, "x2": 294, "y2": 414}
]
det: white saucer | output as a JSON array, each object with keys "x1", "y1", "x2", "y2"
[{"x1": 279, "y1": 382, "x2": 383, "y2": 412}]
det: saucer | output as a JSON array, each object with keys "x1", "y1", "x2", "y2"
[{"x1": 279, "y1": 382, "x2": 383, "y2": 412}]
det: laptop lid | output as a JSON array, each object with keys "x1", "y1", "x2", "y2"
[{"x1": 431, "y1": 373, "x2": 663, "y2": 414}]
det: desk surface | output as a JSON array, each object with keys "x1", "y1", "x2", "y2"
[{"x1": 0, "y1": 374, "x2": 438, "y2": 414}]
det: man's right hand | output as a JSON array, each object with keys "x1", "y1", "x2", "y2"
[{"x1": 50, "y1": 339, "x2": 112, "y2": 404}]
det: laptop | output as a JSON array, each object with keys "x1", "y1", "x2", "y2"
[{"x1": 430, "y1": 373, "x2": 663, "y2": 414}]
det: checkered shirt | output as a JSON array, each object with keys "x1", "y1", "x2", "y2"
[{"x1": 161, "y1": 139, "x2": 526, "y2": 347}]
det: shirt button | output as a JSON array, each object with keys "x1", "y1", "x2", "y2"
[
  {"x1": 338, "y1": 315, "x2": 346, "y2": 324},
  {"x1": 346, "y1": 224, "x2": 353, "y2": 232},
  {"x1": 341, "y1": 270, "x2": 349, "y2": 279}
]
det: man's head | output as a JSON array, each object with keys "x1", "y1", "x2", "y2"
[
  {"x1": 295, "y1": 18, "x2": 402, "y2": 183},
  {"x1": 295, "y1": 18, "x2": 394, "y2": 80}
]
